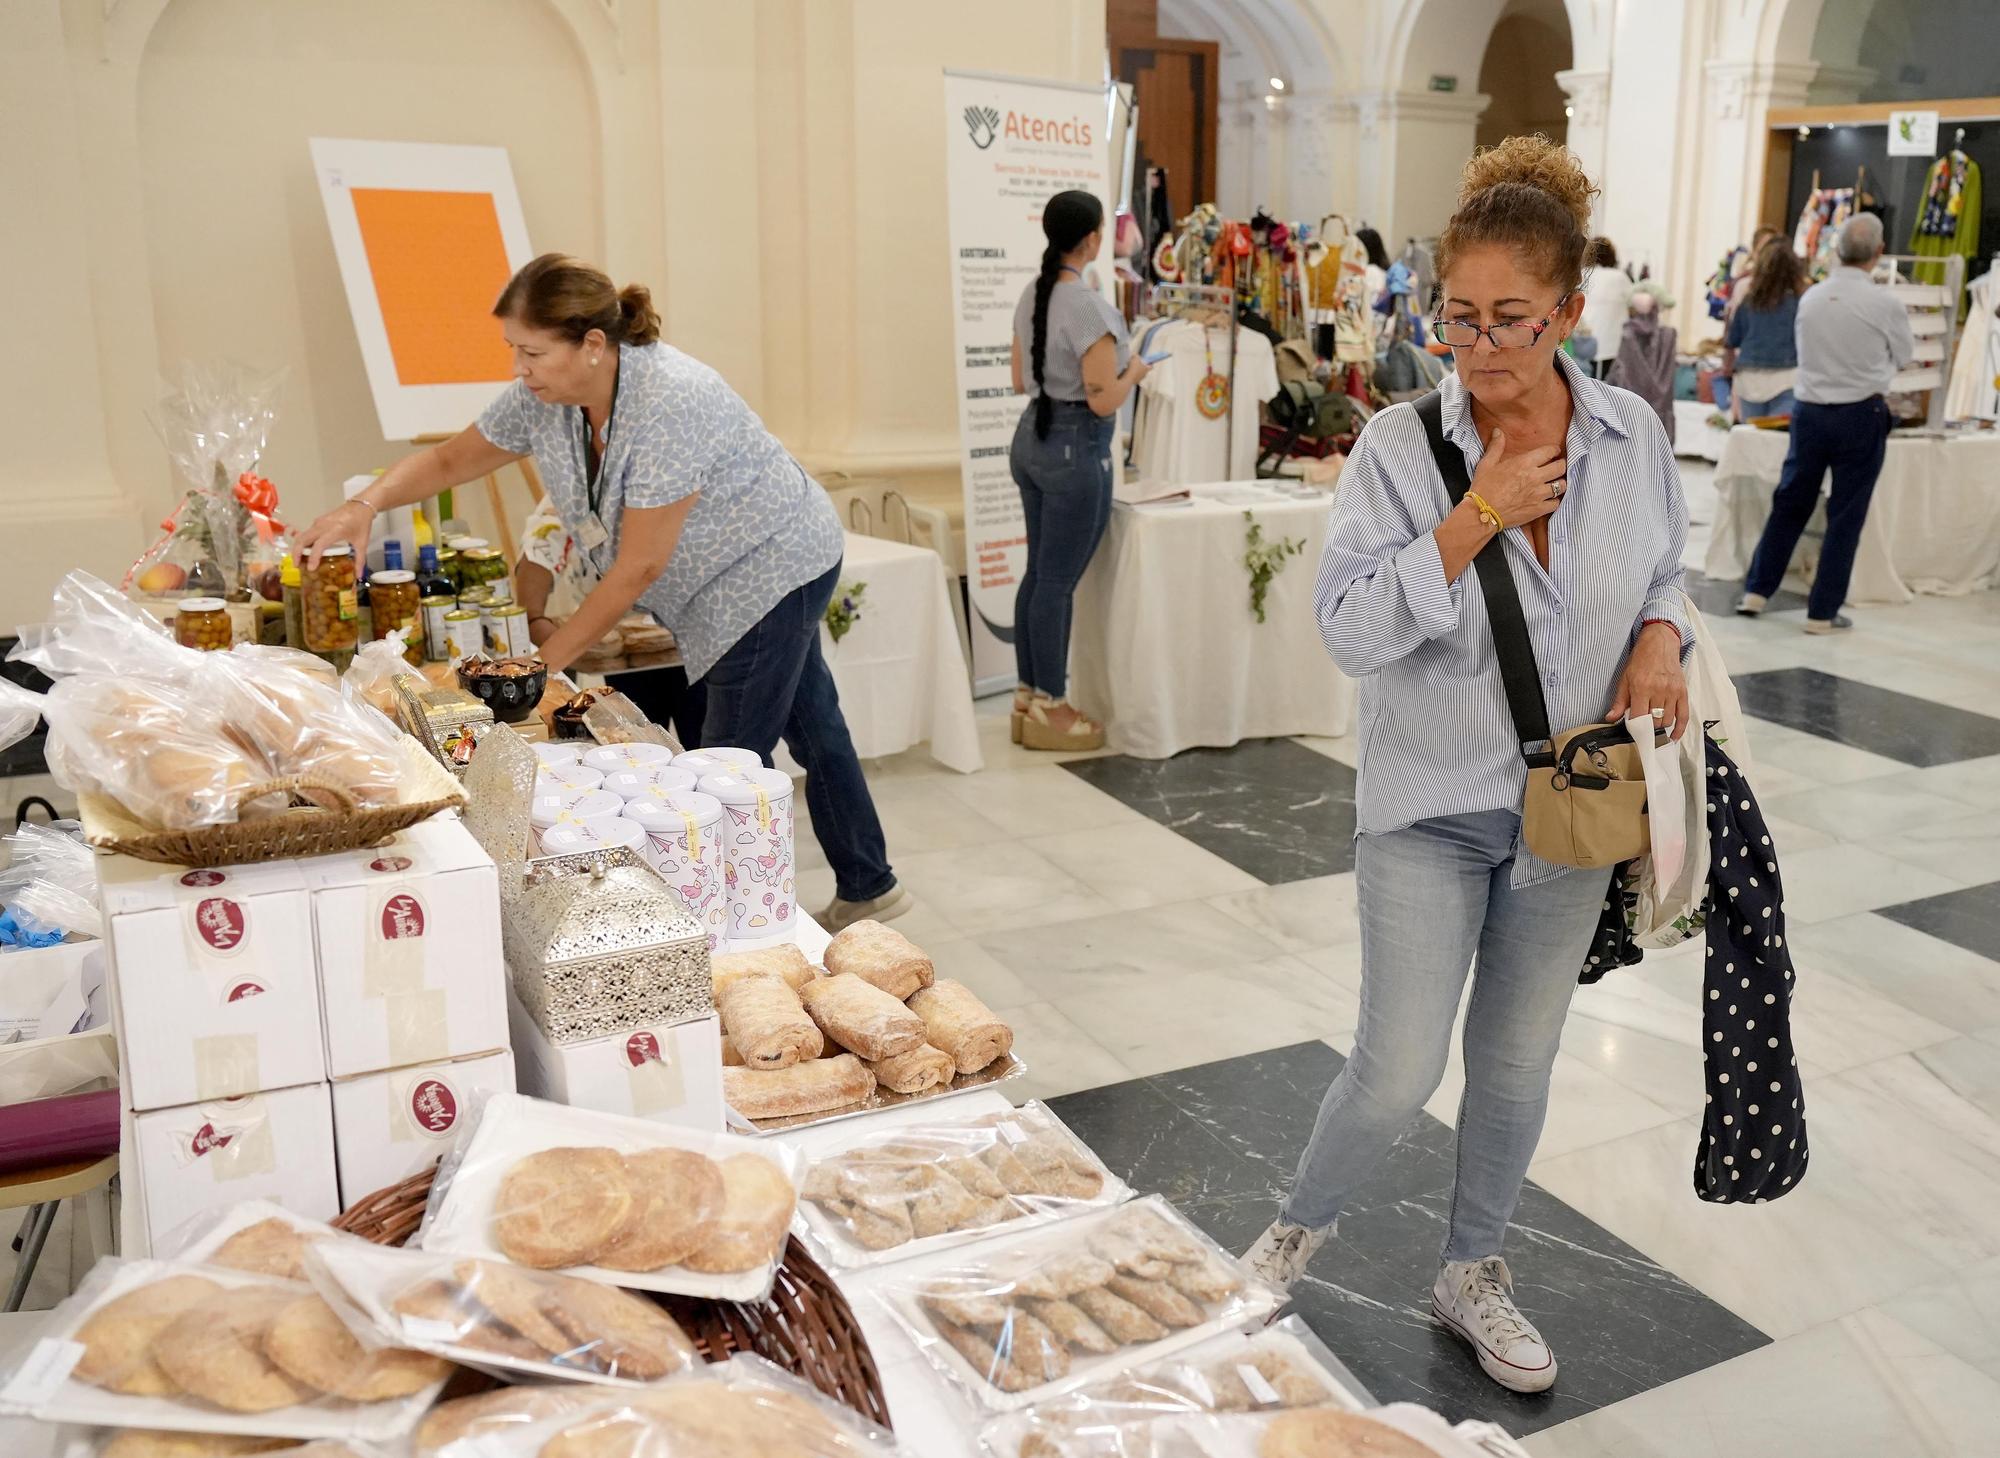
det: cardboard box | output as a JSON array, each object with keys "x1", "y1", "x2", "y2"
[
  {"x1": 330, "y1": 1048, "x2": 516, "y2": 1206},
  {"x1": 99, "y1": 852, "x2": 325, "y2": 1112},
  {"x1": 301, "y1": 817, "x2": 508, "y2": 1078},
  {"x1": 506, "y1": 991, "x2": 723, "y2": 1132},
  {"x1": 121, "y1": 1080, "x2": 339, "y2": 1257}
]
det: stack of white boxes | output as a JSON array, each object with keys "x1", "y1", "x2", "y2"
[
  {"x1": 507, "y1": 992, "x2": 723, "y2": 1133},
  {"x1": 302, "y1": 817, "x2": 515, "y2": 1206},
  {"x1": 106, "y1": 817, "x2": 515, "y2": 1253}
]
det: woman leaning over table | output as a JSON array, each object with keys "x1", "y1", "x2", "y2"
[
  {"x1": 295, "y1": 253, "x2": 908, "y2": 931},
  {"x1": 1242, "y1": 138, "x2": 1691, "y2": 1396}
]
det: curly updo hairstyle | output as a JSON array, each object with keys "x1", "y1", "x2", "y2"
[
  {"x1": 1434, "y1": 135, "x2": 1601, "y2": 302},
  {"x1": 493, "y1": 252, "x2": 662, "y2": 348}
]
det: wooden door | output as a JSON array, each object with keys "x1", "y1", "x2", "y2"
[{"x1": 1115, "y1": 38, "x2": 1218, "y2": 218}]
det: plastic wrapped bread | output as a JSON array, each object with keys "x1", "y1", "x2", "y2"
[
  {"x1": 723, "y1": 1054, "x2": 876, "y2": 1120},
  {"x1": 865, "y1": 1043, "x2": 956, "y2": 1095},
  {"x1": 908, "y1": 978, "x2": 1014, "y2": 1074},
  {"x1": 712, "y1": 943, "x2": 819, "y2": 997},
  {"x1": 714, "y1": 971, "x2": 823, "y2": 1070},
  {"x1": 822, "y1": 919, "x2": 935, "y2": 1000},
  {"x1": 798, "y1": 973, "x2": 926, "y2": 1061}
]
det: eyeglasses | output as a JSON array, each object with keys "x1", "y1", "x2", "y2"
[{"x1": 1431, "y1": 292, "x2": 1573, "y2": 350}]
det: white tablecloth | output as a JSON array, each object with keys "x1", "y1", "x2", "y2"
[
  {"x1": 1070, "y1": 483, "x2": 1355, "y2": 759},
  {"x1": 824, "y1": 532, "x2": 982, "y2": 774},
  {"x1": 1703, "y1": 424, "x2": 2000, "y2": 603}
]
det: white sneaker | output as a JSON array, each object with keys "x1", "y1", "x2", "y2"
[
  {"x1": 1736, "y1": 593, "x2": 1768, "y2": 617},
  {"x1": 1241, "y1": 1219, "x2": 1333, "y2": 1292},
  {"x1": 1432, "y1": 1256, "x2": 1557, "y2": 1393}
]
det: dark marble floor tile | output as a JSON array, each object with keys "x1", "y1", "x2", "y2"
[
  {"x1": 1685, "y1": 572, "x2": 1807, "y2": 618},
  {"x1": 1061, "y1": 739, "x2": 1358, "y2": 885},
  {"x1": 1878, "y1": 880, "x2": 2000, "y2": 963},
  {"x1": 1051, "y1": 1042, "x2": 1768, "y2": 1435},
  {"x1": 1732, "y1": 667, "x2": 2000, "y2": 767}
]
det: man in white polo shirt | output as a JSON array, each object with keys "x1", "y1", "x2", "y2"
[{"x1": 1739, "y1": 213, "x2": 1914, "y2": 633}]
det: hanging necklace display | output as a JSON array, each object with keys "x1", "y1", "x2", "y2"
[{"x1": 1196, "y1": 327, "x2": 1231, "y2": 420}]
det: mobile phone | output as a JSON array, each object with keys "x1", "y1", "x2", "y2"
[{"x1": 1141, "y1": 349, "x2": 1172, "y2": 365}]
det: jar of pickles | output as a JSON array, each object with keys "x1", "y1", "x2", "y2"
[
  {"x1": 441, "y1": 608, "x2": 483, "y2": 667},
  {"x1": 173, "y1": 597, "x2": 232, "y2": 652},
  {"x1": 459, "y1": 546, "x2": 507, "y2": 595},
  {"x1": 369, "y1": 569, "x2": 422, "y2": 665},
  {"x1": 301, "y1": 545, "x2": 360, "y2": 653}
]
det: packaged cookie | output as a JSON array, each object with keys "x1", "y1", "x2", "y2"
[
  {"x1": 981, "y1": 1403, "x2": 1479, "y2": 1458},
  {"x1": 417, "y1": 1353, "x2": 902, "y2": 1458},
  {"x1": 0, "y1": 1257, "x2": 453, "y2": 1441},
  {"x1": 859, "y1": 1197, "x2": 1283, "y2": 1413},
  {"x1": 304, "y1": 1240, "x2": 699, "y2": 1386},
  {"x1": 55, "y1": 1433, "x2": 407, "y2": 1458},
  {"x1": 977, "y1": 1315, "x2": 1368, "y2": 1457},
  {"x1": 413, "y1": 1091, "x2": 802, "y2": 1302},
  {"x1": 788, "y1": 1095, "x2": 1130, "y2": 1272},
  {"x1": 154, "y1": 1202, "x2": 353, "y2": 1285}
]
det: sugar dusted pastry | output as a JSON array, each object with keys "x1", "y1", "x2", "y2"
[
  {"x1": 865, "y1": 1043, "x2": 955, "y2": 1095},
  {"x1": 714, "y1": 971, "x2": 823, "y2": 1069},
  {"x1": 1070, "y1": 1286, "x2": 1168, "y2": 1344},
  {"x1": 1166, "y1": 1257, "x2": 1246, "y2": 1305},
  {"x1": 907, "y1": 979, "x2": 1013, "y2": 1074},
  {"x1": 712, "y1": 943, "x2": 819, "y2": 996},
  {"x1": 1104, "y1": 1274, "x2": 1204, "y2": 1328},
  {"x1": 905, "y1": 1166, "x2": 981, "y2": 1238},
  {"x1": 996, "y1": 1309, "x2": 1070, "y2": 1383},
  {"x1": 799, "y1": 973, "x2": 926, "y2": 1061},
  {"x1": 823, "y1": 919, "x2": 935, "y2": 1000},
  {"x1": 1024, "y1": 1297, "x2": 1118, "y2": 1355},
  {"x1": 936, "y1": 1320, "x2": 1031, "y2": 1393},
  {"x1": 723, "y1": 1054, "x2": 875, "y2": 1120},
  {"x1": 1011, "y1": 1251, "x2": 1117, "y2": 1300}
]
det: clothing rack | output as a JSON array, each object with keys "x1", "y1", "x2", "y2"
[
  {"x1": 1148, "y1": 281, "x2": 1243, "y2": 479},
  {"x1": 1878, "y1": 252, "x2": 1965, "y2": 428}
]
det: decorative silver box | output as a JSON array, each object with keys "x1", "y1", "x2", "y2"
[{"x1": 463, "y1": 726, "x2": 710, "y2": 1044}]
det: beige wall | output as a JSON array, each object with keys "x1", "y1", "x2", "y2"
[{"x1": 0, "y1": 0, "x2": 1103, "y2": 629}]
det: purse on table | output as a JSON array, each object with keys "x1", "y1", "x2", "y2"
[{"x1": 1412, "y1": 391, "x2": 1659, "y2": 870}]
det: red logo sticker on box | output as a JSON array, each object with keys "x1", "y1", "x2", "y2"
[
  {"x1": 193, "y1": 897, "x2": 247, "y2": 953},
  {"x1": 380, "y1": 893, "x2": 426, "y2": 940},
  {"x1": 408, "y1": 1077, "x2": 459, "y2": 1137},
  {"x1": 369, "y1": 855, "x2": 414, "y2": 874},
  {"x1": 188, "y1": 1122, "x2": 235, "y2": 1158},
  {"x1": 223, "y1": 979, "x2": 267, "y2": 1003},
  {"x1": 625, "y1": 1031, "x2": 663, "y2": 1067},
  {"x1": 179, "y1": 870, "x2": 227, "y2": 888}
]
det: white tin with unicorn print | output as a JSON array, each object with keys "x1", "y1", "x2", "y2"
[
  {"x1": 623, "y1": 789, "x2": 727, "y2": 949},
  {"x1": 696, "y1": 767, "x2": 797, "y2": 940}
]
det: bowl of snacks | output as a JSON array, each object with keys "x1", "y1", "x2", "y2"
[
  {"x1": 551, "y1": 687, "x2": 608, "y2": 740},
  {"x1": 456, "y1": 655, "x2": 549, "y2": 724}
]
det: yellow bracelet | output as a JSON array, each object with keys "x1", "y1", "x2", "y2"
[{"x1": 1465, "y1": 491, "x2": 1505, "y2": 531}]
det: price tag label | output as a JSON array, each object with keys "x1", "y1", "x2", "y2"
[
  {"x1": 399, "y1": 1316, "x2": 462, "y2": 1346},
  {"x1": 1238, "y1": 1362, "x2": 1282, "y2": 1407},
  {"x1": 1, "y1": 1338, "x2": 84, "y2": 1406},
  {"x1": 997, "y1": 1120, "x2": 1030, "y2": 1146}
]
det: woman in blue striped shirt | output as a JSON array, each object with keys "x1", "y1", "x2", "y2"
[{"x1": 1244, "y1": 138, "x2": 1691, "y2": 1396}]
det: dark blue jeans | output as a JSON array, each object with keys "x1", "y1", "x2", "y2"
[
  {"x1": 700, "y1": 561, "x2": 894, "y2": 903},
  {"x1": 1008, "y1": 400, "x2": 1115, "y2": 698},
  {"x1": 1744, "y1": 396, "x2": 1891, "y2": 621}
]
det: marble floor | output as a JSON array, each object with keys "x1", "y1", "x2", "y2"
[{"x1": 785, "y1": 458, "x2": 2000, "y2": 1456}]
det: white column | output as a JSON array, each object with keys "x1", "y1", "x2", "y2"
[
  {"x1": 1554, "y1": 68, "x2": 1611, "y2": 223},
  {"x1": 1217, "y1": 89, "x2": 1258, "y2": 218},
  {"x1": 1288, "y1": 91, "x2": 1347, "y2": 226},
  {"x1": 1346, "y1": 89, "x2": 1492, "y2": 247}
]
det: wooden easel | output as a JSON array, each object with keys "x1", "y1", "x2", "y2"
[{"x1": 410, "y1": 433, "x2": 547, "y2": 563}]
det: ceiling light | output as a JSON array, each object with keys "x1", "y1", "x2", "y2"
[
  {"x1": 1798, "y1": 125, "x2": 1811, "y2": 138},
  {"x1": 1564, "y1": 105, "x2": 1574, "y2": 118},
  {"x1": 1269, "y1": 77, "x2": 1285, "y2": 91}
]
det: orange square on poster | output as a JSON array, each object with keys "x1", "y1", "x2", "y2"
[{"x1": 350, "y1": 187, "x2": 515, "y2": 386}]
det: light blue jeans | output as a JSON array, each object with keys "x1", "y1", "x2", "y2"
[{"x1": 1282, "y1": 810, "x2": 1611, "y2": 1262}]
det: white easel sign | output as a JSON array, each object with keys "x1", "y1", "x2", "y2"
[
  {"x1": 1888, "y1": 111, "x2": 1939, "y2": 157},
  {"x1": 309, "y1": 138, "x2": 534, "y2": 441}
]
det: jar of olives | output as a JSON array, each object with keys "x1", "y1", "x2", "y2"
[
  {"x1": 174, "y1": 597, "x2": 232, "y2": 652},
  {"x1": 301, "y1": 545, "x2": 360, "y2": 652},
  {"x1": 369, "y1": 569, "x2": 422, "y2": 665},
  {"x1": 459, "y1": 546, "x2": 507, "y2": 594}
]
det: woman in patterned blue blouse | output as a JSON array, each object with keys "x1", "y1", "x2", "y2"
[{"x1": 297, "y1": 255, "x2": 907, "y2": 929}]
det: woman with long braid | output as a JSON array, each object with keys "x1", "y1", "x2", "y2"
[{"x1": 1006, "y1": 191, "x2": 1150, "y2": 751}]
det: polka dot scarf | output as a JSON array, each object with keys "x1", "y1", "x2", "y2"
[
  {"x1": 1578, "y1": 737, "x2": 1810, "y2": 1203},
  {"x1": 1697, "y1": 740, "x2": 1808, "y2": 1203}
]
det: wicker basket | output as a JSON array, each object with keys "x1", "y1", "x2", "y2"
[
  {"x1": 333, "y1": 1161, "x2": 891, "y2": 1429},
  {"x1": 80, "y1": 736, "x2": 467, "y2": 867}
]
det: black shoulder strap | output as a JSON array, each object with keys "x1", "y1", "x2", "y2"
[{"x1": 1411, "y1": 391, "x2": 1554, "y2": 757}]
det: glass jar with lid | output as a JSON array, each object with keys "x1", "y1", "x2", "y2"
[
  {"x1": 459, "y1": 546, "x2": 507, "y2": 592},
  {"x1": 369, "y1": 569, "x2": 422, "y2": 665},
  {"x1": 301, "y1": 546, "x2": 360, "y2": 652},
  {"x1": 173, "y1": 597, "x2": 232, "y2": 652}
]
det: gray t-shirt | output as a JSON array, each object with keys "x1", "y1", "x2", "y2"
[{"x1": 1013, "y1": 278, "x2": 1130, "y2": 401}]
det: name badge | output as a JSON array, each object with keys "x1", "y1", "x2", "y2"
[{"x1": 577, "y1": 513, "x2": 609, "y2": 551}]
